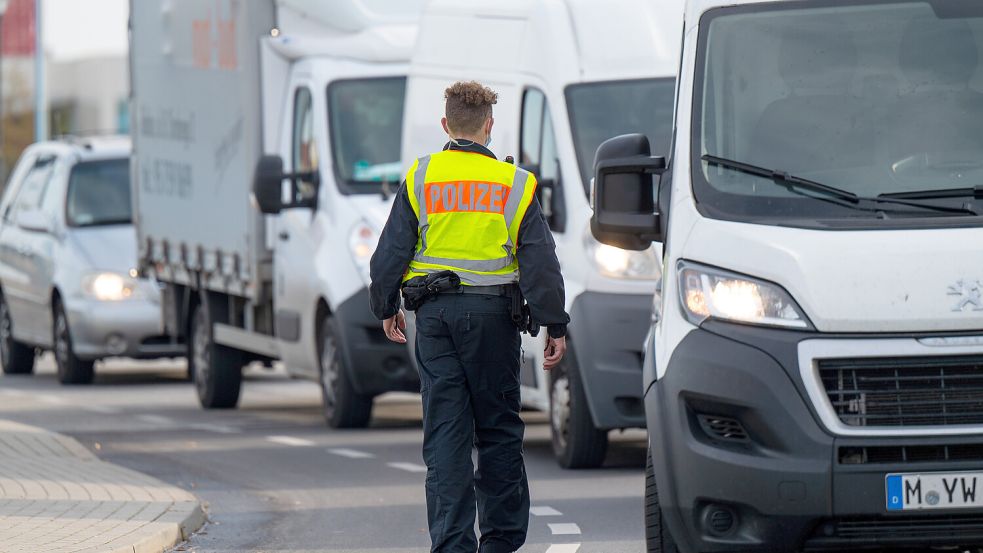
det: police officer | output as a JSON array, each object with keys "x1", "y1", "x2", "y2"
[{"x1": 369, "y1": 81, "x2": 569, "y2": 553}]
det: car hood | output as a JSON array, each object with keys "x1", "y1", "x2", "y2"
[{"x1": 66, "y1": 225, "x2": 138, "y2": 274}]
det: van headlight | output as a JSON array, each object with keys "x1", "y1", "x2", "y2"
[
  {"x1": 82, "y1": 272, "x2": 144, "y2": 301},
  {"x1": 677, "y1": 261, "x2": 811, "y2": 329},
  {"x1": 584, "y1": 230, "x2": 660, "y2": 280},
  {"x1": 350, "y1": 221, "x2": 379, "y2": 284}
]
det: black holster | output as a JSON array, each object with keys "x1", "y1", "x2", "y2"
[
  {"x1": 401, "y1": 271, "x2": 461, "y2": 311},
  {"x1": 510, "y1": 289, "x2": 540, "y2": 337}
]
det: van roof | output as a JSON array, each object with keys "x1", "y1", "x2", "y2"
[
  {"x1": 415, "y1": 0, "x2": 683, "y2": 83},
  {"x1": 686, "y1": 0, "x2": 806, "y2": 21},
  {"x1": 31, "y1": 135, "x2": 130, "y2": 162}
]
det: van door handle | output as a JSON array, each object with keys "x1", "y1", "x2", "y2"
[{"x1": 278, "y1": 231, "x2": 290, "y2": 241}]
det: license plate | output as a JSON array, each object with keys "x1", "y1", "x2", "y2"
[{"x1": 886, "y1": 472, "x2": 983, "y2": 511}]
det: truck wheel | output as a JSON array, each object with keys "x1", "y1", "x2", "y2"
[
  {"x1": 318, "y1": 314, "x2": 373, "y2": 429},
  {"x1": 190, "y1": 300, "x2": 242, "y2": 409},
  {"x1": 646, "y1": 448, "x2": 679, "y2": 553},
  {"x1": 549, "y1": 351, "x2": 608, "y2": 469},
  {"x1": 0, "y1": 296, "x2": 35, "y2": 375},
  {"x1": 53, "y1": 301, "x2": 95, "y2": 385}
]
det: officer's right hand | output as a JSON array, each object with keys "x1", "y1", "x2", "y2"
[
  {"x1": 543, "y1": 336, "x2": 566, "y2": 370},
  {"x1": 383, "y1": 310, "x2": 407, "y2": 344}
]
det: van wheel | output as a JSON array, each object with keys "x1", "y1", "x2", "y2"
[
  {"x1": 549, "y1": 349, "x2": 608, "y2": 468},
  {"x1": 190, "y1": 299, "x2": 242, "y2": 409},
  {"x1": 646, "y1": 448, "x2": 679, "y2": 553},
  {"x1": 318, "y1": 314, "x2": 372, "y2": 429},
  {"x1": 53, "y1": 301, "x2": 94, "y2": 385},
  {"x1": 0, "y1": 296, "x2": 34, "y2": 375}
]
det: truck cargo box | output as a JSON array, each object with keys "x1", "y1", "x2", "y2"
[{"x1": 130, "y1": 0, "x2": 275, "y2": 300}]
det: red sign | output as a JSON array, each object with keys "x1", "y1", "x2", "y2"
[{"x1": 1, "y1": 0, "x2": 36, "y2": 56}]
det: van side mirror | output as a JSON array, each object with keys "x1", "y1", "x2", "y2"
[
  {"x1": 590, "y1": 134, "x2": 665, "y2": 251},
  {"x1": 252, "y1": 155, "x2": 320, "y2": 215},
  {"x1": 520, "y1": 162, "x2": 566, "y2": 233},
  {"x1": 17, "y1": 209, "x2": 52, "y2": 234}
]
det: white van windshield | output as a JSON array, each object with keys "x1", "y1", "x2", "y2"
[
  {"x1": 327, "y1": 77, "x2": 406, "y2": 194},
  {"x1": 694, "y1": 1, "x2": 983, "y2": 227},
  {"x1": 567, "y1": 78, "x2": 675, "y2": 196}
]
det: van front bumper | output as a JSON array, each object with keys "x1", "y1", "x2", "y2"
[
  {"x1": 335, "y1": 287, "x2": 418, "y2": 396},
  {"x1": 569, "y1": 291, "x2": 651, "y2": 430},
  {"x1": 648, "y1": 324, "x2": 983, "y2": 552}
]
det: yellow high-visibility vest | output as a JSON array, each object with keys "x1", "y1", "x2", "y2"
[{"x1": 403, "y1": 150, "x2": 538, "y2": 286}]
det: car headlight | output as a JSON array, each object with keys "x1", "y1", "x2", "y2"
[
  {"x1": 350, "y1": 221, "x2": 379, "y2": 284},
  {"x1": 677, "y1": 261, "x2": 811, "y2": 329},
  {"x1": 584, "y1": 230, "x2": 661, "y2": 280},
  {"x1": 82, "y1": 272, "x2": 144, "y2": 301}
]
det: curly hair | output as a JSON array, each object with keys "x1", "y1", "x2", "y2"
[{"x1": 444, "y1": 81, "x2": 498, "y2": 135}]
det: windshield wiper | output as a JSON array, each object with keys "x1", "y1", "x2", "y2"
[
  {"x1": 880, "y1": 186, "x2": 983, "y2": 200},
  {"x1": 702, "y1": 155, "x2": 978, "y2": 216}
]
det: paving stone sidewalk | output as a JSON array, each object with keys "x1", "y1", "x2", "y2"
[{"x1": 0, "y1": 419, "x2": 205, "y2": 553}]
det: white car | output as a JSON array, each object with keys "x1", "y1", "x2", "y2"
[{"x1": 0, "y1": 136, "x2": 184, "y2": 384}]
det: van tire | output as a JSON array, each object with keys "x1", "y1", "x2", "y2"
[
  {"x1": 190, "y1": 299, "x2": 242, "y2": 409},
  {"x1": 318, "y1": 313, "x2": 373, "y2": 429},
  {"x1": 549, "y1": 349, "x2": 608, "y2": 469},
  {"x1": 0, "y1": 296, "x2": 34, "y2": 375},
  {"x1": 646, "y1": 448, "x2": 679, "y2": 553},
  {"x1": 53, "y1": 301, "x2": 95, "y2": 385}
]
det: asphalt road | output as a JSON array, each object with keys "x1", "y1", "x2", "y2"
[{"x1": 0, "y1": 355, "x2": 648, "y2": 553}]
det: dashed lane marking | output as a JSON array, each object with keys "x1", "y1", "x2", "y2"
[
  {"x1": 37, "y1": 394, "x2": 65, "y2": 404},
  {"x1": 267, "y1": 435, "x2": 316, "y2": 447},
  {"x1": 136, "y1": 414, "x2": 173, "y2": 425},
  {"x1": 0, "y1": 389, "x2": 25, "y2": 396},
  {"x1": 80, "y1": 405, "x2": 122, "y2": 414},
  {"x1": 191, "y1": 423, "x2": 241, "y2": 434},
  {"x1": 530, "y1": 506, "x2": 563, "y2": 517},
  {"x1": 328, "y1": 448, "x2": 375, "y2": 459},
  {"x1": 548, "y1": 523, "x2": 582, "y2": 535},
  {"x1": 387, "y1": 462, "x2": 428, "y2": 473},
  {"x1": 545, "y1": 544, "x2": 581, "y2": 553}
]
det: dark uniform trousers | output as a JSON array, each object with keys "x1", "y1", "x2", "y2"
[{"x1": 415, "y1": 292, "x2": 530, "y2": 553}]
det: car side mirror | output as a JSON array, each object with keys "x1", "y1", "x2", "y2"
[
  {"x1": 17, "y1": 209, "x2": 52, "y2": 234},
  {"x1": 252, "y1": 155, "x2": 320, "y2": 215},
  {"x1": 590, "y1": 134, "x2": 665, "y2": 251}
]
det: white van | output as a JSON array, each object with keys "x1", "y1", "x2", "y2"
[
  {"x1": 131, "y1": 0, "x2": 423, "y2": 426},
  {"x1": 403, "y1": 0, "x2": 683, "y2": 468},
  {"x1": 592, "y1": 0, "x2": 983, "y2": 551}
]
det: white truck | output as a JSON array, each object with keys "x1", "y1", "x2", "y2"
[
  {"x1": 130, "y1": 0, "x2": 423, "y2": 426},
  {"x1": 591, "y1": 0, "x2": 983, "y2": 551},
  {"x1": 402, "y1": 0, "x2": 683, "y2": 468}
]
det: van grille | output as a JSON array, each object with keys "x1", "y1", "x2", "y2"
[
  {"x1": 819, "y1": 355, "x2": 983, "y2": 427},
  {"x1": 805, "y1": 515, "x2": 983, "y2": 550}
]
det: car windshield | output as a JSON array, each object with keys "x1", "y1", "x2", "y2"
[
  {"x1": 327, "y1": 77, "x2": 406, "y2": 194},
  {"x1": 694, "y1": 1, "x2": 983, "y2": 226},
  {"x1": 566, "y1": 78, "x2": 675, "y2": 195},
  {"x1": 66, "y1": 158, "x2": 132, "y2": 227}
]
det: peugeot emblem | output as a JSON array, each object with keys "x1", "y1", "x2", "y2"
[{"x1": 948, "y1": 280, "x2": 983, "y2": 312}]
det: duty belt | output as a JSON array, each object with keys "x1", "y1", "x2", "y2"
[{"x1": 443, "y1": 284, "x2": 515, "y2": 297}]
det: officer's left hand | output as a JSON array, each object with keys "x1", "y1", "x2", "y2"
[
  {"x1": 543, "y1": 336, "x2": 566, "y2": 370},
  {"x1": 383, "y1": 310, "x2": 407, "y2": 344}
]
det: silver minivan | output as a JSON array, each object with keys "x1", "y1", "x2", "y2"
[{"x1": 0, "y1": 136, "x2": 184, "y2": 384}]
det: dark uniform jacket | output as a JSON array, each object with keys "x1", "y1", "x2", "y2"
[{"x1": 369, "y1": 141, "x2": 570, "y2": 338}]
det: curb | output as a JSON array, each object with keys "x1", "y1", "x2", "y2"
[{"x1": 0, "y1": 419, "x2": 208, "y2": 553}]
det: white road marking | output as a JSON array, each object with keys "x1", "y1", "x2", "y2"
[
  {"x1": 81, "y1": 405, "x2": 122, "y2": 414},
  {"x1": 0, "y1": 389, "x2": 24, "y2": 396},
  {"x1": 137, "y1": 414, "x2": 173, "y2": 425},
  {"x1": 191, "y1": 423, "x2": 241, "y2": 434},
  {"x1": 267, "y1": 435, "x2": 315, "y2": 447},
  {"x1": 548, "y1": 523, "x2": 582, "y2": 535},
  {"x1": 328, "y1": 448, "x2": 375, "y2": 459},
  {"x1": 37, "y1": 394, "x2": 65, "y2": 404},
  {"x1": 387, "y1": 462, "x2": 428, "y2": 473},
  {"x1": 530, "y1": 506, "x2": 563, "y2": 517},
  {"x1": 545, "y1": 544, "x2": 581, "y2": 553}
]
